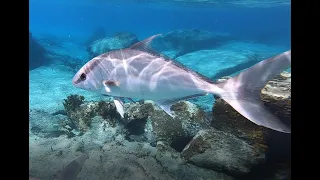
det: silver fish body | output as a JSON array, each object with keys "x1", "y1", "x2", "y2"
[
  {"x1": 73, "y1": 34, "x2": 291, "y2": 133},
  {"x1": 73, "y1": 48, "x2": 217, "y2": 101}
]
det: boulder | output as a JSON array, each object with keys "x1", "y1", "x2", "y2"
[
  {"x1": 181, "y1": 128, "x2": 266, "y2": 176},
  {"x1": 29, "y1": 31, "x2": 49, "y2": 70},
  {"x1": 261, "y1": 71, "x2": 291, "y2": 125},
  {"x1": 153, "y1": 29, "x2": 234, "y2": 58},
  {"x1": 124, "y1": 100, "x2": 210, "y2": 152},
  {"x1": 88, "y1": 32, "x2": 139, "y2": 58},
  {"x1": 34, "y1": 34, "x2": 87, "y2": 71}
]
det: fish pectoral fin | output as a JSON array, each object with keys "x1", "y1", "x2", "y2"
[
  {"x1": 114, "y1": 97, "x2": 125, "y2": 118},
  {"x1": 102, "y1": 80, "x2": 120, "y2": 93},
  {"x1": 155, "y1": 101, "x2": 175, "y2": 118}
]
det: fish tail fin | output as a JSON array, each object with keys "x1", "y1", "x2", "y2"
[{"x1": 211, "y1": 50, "x2": 291, "y2": 133}]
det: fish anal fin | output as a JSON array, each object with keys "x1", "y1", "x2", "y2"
[{"x1": 155, "y1": 100, "x2": 175, "y2": 118}]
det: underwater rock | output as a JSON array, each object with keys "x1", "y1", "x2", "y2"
[
  {"x1": 30, "y1": 108, "x2": 234, "y2": 180},
  {"x1": 33, "y1": 34, "x2": 87, "y2": 71},
  {"x1": 261, "y1": 71, "x2": 291, "y2": 125},
  {"x1": 123, "y1": 102, "x2": 155, "y2": 140},
  {"x1": 155, "y1": 141, "x2": 235, "y2": 180},
  {"x1": 77, "y1": 116, "x2": 127, "y2": 152},
  {"x1": 29, "y1": 109, "x2": 67, "y2": 138},
  {"x1": 88, "y1": 32, "x2": 139, "y2": 58},
  {"x1": 29, "y1": 31, "x2": 49, "y2": 70},
  {"x1": 171, "y1": 101, "x2": 209, "y2": 137},
  {"x1": 181, "y1": 128, "x2": 265, "y2": 176},
  {"x1": 63, "y1": 95, "x2": 120, "y2": 133},
  {"x1": 237, "y1": 162, "x2": 291, "y2": 180},
  {"x1": 149, "y1": 109, "x2": 187, "y2": 147},
  {"x1": 30, "y1": 132, "x2": 234, "y2": 180},
  {"x1": 153, "y1": 29, "x2": 233, "y2": 58},
  {"x1": 269, "y1": 163, "x2": 291, "y2": 180},
  {"x1": 211, "y1": 96, "x2": 269, "y2": 151},
  {"x1": 124, "y1": 100, "x2": 209, "y2": 152}
]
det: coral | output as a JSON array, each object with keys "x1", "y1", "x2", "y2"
[
  {"x1": 63, "y1": 95, "x2": 95, "y2": 132},
  {"x1": 63, "y1": 95, "x2": 125, "y2": 132},
  {"x1": 125, "y1": 102, "x2": 154, "y2": 122},
  {"x1": 63, "y1": 94, "x2": 85, "y2": 113},
  {"x1": 96, "y1": 101, "x2": 119, "y2": 127}
]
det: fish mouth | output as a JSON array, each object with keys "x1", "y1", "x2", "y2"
[
  {"x1": 72, "y1": 79, "x2": 77, "y2": 86},
  {"x1": 72, "y1": 75, "x2": 80, "y2": 86}
]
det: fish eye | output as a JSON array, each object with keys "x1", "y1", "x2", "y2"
[{"x1": 79, "y1": 73, "x2": 86, "y2": 81}]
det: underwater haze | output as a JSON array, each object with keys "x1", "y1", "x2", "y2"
[{"x1": 29, "y1": 0, "x2": 291, "y2": 180}]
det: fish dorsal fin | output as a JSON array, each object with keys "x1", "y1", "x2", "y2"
[
  {"x1": 130, "y1": 34, "x2": 177, "y2": 60},
  {"x1": 130, "y1": 34, "x2": 161, "y2": 52},
  {"x1": 130, "y1": 34, "x2": 214, "y2": 83}
]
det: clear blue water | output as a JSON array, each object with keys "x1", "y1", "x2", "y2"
[
  {"x1": 30, "y1": 0, "x2": 290, "y2": 47},
  {"x1": 29, "y1": 1, "x2": 291, "y2": 179}
]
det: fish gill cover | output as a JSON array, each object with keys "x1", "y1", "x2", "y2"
[{"x1": 29, "y1": 0, "x2": 291, "y2": 180}]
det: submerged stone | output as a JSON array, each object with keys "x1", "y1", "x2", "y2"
[
  {"x1": 153, "y1": 29, "x2": 234, "y2": 58},
  {"x1": 29, "y1": 31, "x2": 49, "y2": 70},
  {"x1": 88, "y1": 32, "x2": 139, "y2": 58},
  {"x1": 182, "y1": 128, "x2": 266, "y2": 176},
  {"x1": 124, "y1": 100, "x2": 210, "y2": 151}
]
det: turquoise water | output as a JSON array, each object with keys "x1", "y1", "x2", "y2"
[
  {"x1": 29, "y1": 1, "x2": 291, "y2": 179},
  {"x1": 30, "y1": 1, "x2": 290, "y2": 45}
]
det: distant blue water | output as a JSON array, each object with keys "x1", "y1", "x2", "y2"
[{"x1": 29, "y1": 0, "x2": 290, "y2": 47}]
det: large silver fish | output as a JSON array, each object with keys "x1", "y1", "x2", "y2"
[{"x1": 72, "y1": 34, "x2": 291, "y2": 133}]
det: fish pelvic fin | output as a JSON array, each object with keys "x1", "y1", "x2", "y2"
[
  {"x1": 114, "y1": 97, "x2": 125, "y2": 118},
  {"x1": 155, "y1": 100, "x2": 176, "y2": 118},
  {"x1": 211, "y1": 50, "x2": 291, "y2": 133}
]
